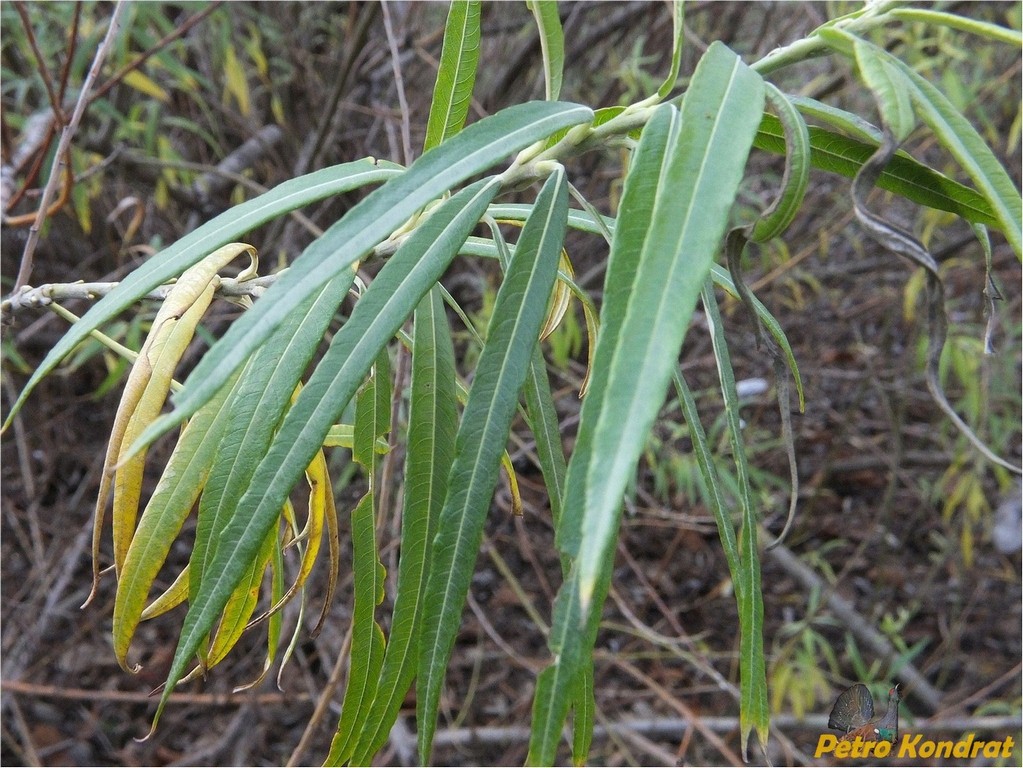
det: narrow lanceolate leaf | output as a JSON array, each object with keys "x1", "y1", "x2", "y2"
[
  {"x1": 702, "y1": 283, "x2": 768, "y2": 759},
  {"x1": 531, "y1": 43, "x2": 764, "y2": 765},
  {"x1": 349, "y1": 288, "x2": 458, "y2": 764},
  {"x1": 424, "y1": 0, "x2": 481, "y2": 152},
  {"x1": 528, "y1": 0, "x2": 564, "y2": 100},
  {"x1": 574, "y1": 46, "x2": 764, "y2": 612},
  {"x1": 95, "y1": 243, "x2": 256, "y2": 596},
  {"x1": 5, "y1": 160, "x2": 400, "y2": 428},
  {"x1": 853, "y1": 39, "x2": 914, "y2": 143},
  {"x1": 113, "y1": 368, "x2": 243, "y2": 672},
  {"x1": 151, "y1": 178, "x2": 502, "y2": 735},
  {"x1": 326, "y1": 362, "x2": 390, "y2": 765},
  {"x1": 189, "y1": 272, "x2": 351, "y2": 608},
  {"x1": 754, "y1": 114, "x2": 1000, "y2": 228},
  {"x1": 138, "y1": 101, "x2": 593, "y2": 449},
  {"x1": 817, "y1": 28, "x2": 1021, "y2": 253},
  {"x1": 866, "y1": 37, "x2": 1022, "y2": 257},
  {"x1": 417, "y1": 167, "x2": 569, "y2": 765},
  {"x1": 325, "y1": 494, "x2": 387, "y2": 767},
  {"x1": 750, "y1": 85, "x2": 810, "y2": 243},
  {"x1": 656, "y1": 0, "x2": 684, "y2": 99},
  {"x1": 889, "y1": 7, "x2": 1023, "y2": 46}
]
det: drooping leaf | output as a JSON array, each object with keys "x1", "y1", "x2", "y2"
[
  {"x1": 348, "y1": 288, "x2": 458, "y2": 764},
  {"x1": 189, "y1": 273, "x2": 352, "y2": 608},
  {"x1": 150, "y1": 176, "x2": 503, "y2": 734},
  {"x1": 531, "y1": 43, "x2": 765, "y2": 765},
  {"x1": 5, "y1": 160, "x2": 401, "y2": 428},
  {"x1": 135, "y1": 102, "x2": 593, "y2": 451},
  {"x1": 112, "y1": 367, "x2": 244, "y2": 672},
  {"x1": 702, "y1": 282, "x2": 769, "y2": 759},
  {"x1": 754, "y1": 114, "x2": 1000, "y2": 228},
  {"x1": 417, "y1": 167, "x2": 569, "y2": 764}
]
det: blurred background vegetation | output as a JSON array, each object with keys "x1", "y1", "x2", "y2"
[{"x1": 1, "y1": 2, "x2": 1020, "y2": 765}]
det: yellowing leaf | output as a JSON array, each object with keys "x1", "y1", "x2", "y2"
[
  {"x1": 123, "y1": 70, "x2": 170, "y2": 103},
  {"x1": 224, "y1": 46, "x2": 251, "y2": 116}
]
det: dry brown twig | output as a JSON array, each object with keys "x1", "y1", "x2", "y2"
[{"x1": 12, "y1": 1, "x2": 129, "y2": 293}]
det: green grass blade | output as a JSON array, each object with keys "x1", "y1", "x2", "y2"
[
  {"x1": 349, "y1": 288, "x2": 458, "y2": 764},
  {"x1": 417, "y1": 167, "x2": 569, "y2": 765},
  {"x1": 134, "y1": 101, "x2": 593, "y2": 450},
  {"x1": 149, "y1": 177, "x2": 501, "y2": 734},
  {"x1": 702, "y1": 282, "x2": 769, "y2": 759},
  {"x1": 533, "y1": 43, "x2": 765, "y2": 765},
  {"x1": 189, "y1": 273, "x2": 352, "y2": 606},
  {"x1": 4, "y1": 159, "x2": 400, "y2": 429},
  {"x1": 424, "y1": 0, "x2": 481, "y2": 151},
  {"x1": 754, "y1": 114, "x2": 1000, "y2": 228},
  {"x1": 528, "y1": 0, "x2": 564, "y2": 101}
]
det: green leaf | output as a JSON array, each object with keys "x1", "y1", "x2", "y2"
[
  {"x1": 326, "y1": 365, "x2": 390, "y2": 764},
  {"x1": 701, "y1": 283, "x2": 769, "y2": 758},
  {"x1": 150, "y1": 177, "x2": 502, "y2": 734},
  {"x1": 853, "y1": 39, "x2": 915, "y2": 143},
  {"x1": 670, "y1": 370, "x2": 741, "y2": 590},
  {"x1": 573, "y1": 47, "x2": 764, "y2": 607},
  {"x1": 189, "y1": 273, "x2": 352, "y2": 608},
  {"x1": 480, "y1": 205, "x2": 803, "y2": 407},
  {"x1": 532, "y1": 43, "x2": 765, "y2": 765},
  {"x1": 4, "y1": 159, "x2": 401, "y2": 429},
  {"x1": 324, "y1": 493, "x2": 387, "y2": 765},
  {"x1": 754, "y1": 114, "x2": 1001, "y2": 229},
  {"x1": 133, "y1": 101, "x2": 592, "y2": 451},
  {"x1": 528, "y1": 0, "x2": 564, "y2": 101},
  {"x1": 417, "y1": 167, "x2": 569, "y2": 765},
  {"x1": 570, "y1": 661, "x2": 595, "y2": 766},
  {"x1": 353, "y1": 350, "x2": 391, "y2": 471},
  {"x1": 424, "y1": 0, "x2": 481, "y2": 152},
  {"x1": 750, "y1": 84, "x2": 811, "y2": 243},
  {"x1": 348, "y1": 288, "x2": 458, "y2": 764},
  {"x1": 889, "y1": 7, "x2": 1023, "y2": 46},
  {"x1": 867, "y1": 37, "x2": 1022, "y2": 257},
  {"x1": 656, "y1": 0, "x2": 684, "y2": 99}
]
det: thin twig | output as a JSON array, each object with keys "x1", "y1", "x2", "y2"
[
  {"x1": 87, "y1": 3, "x2": 223, "y2": 105},
  {"x1": 13, "y1": 2, "x2": 64, "y2": 124},
  {"x1": 381, "y1": 0, "x2": 413, "y2": 166},
  {"x1": 14, "y1": 1, "x2": 129, "y2": 292},
  {"x1": 0, "y1": 679, "x2": 312, "y2": 707},
  {"x1": 426, "y1": 713, "x2": 1023, "y2": 748},
  {"x1": 286, "y1": 627, "x2": 354, "y2": 767}
]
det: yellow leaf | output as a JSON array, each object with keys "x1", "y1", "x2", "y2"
[
  {"x1": 123, "y1": 70, "x2": 169, "y2": 103},
  {"x1": 88, "y1": 244, "x2": 258, "y2": 603},
  {"x1": 223, "y1": 46, "x2": 251, "y2": 116}
]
